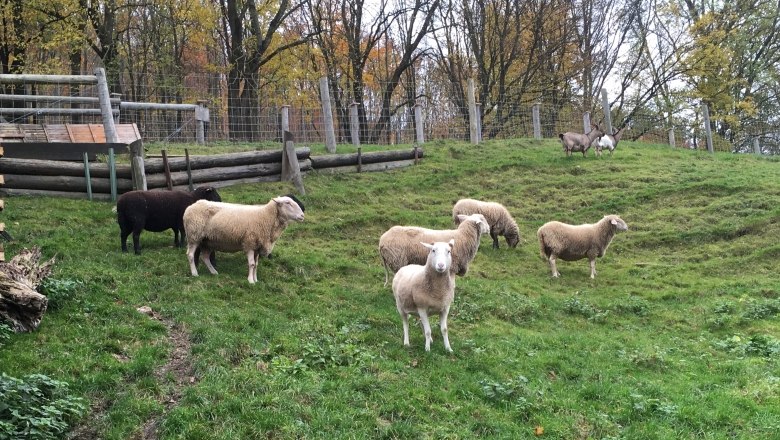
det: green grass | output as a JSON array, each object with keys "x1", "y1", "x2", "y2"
[{"x1": 1, "y1": 139, "x2": 779, "y2": 439}]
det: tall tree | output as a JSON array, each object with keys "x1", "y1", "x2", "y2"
[{"x1": 218, "y1": 0, "x2": 313, "y2": 141}]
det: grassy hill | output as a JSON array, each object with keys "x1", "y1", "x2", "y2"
[{"x1": 1, "y1": 139, "x2": 779, "y2": 439}]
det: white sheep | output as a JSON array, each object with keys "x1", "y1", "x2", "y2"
[
  {"x1": 537, "y1": 214, "x2": 628, "y2": 279},
  {"x1": 559, "y1": 124, "x2": 605, "y2": 157},
  {"x1": 452, "y1": 198, "x2": 521, "y2": 249},
  {"x1": 592, "y1": 125, "x2": 630, "y2": 157},
  {"x1": 378, "y1": 213, "x2": 490, "y2": 286},
  {"x1": 393, "y1": 239, "x2": 456, "y2": 352},
  {"x1": 183, "y1": 196, "x2": 305, "y2": 284}
]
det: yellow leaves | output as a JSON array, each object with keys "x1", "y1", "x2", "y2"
[{"x1": 533, "y1": 425, "x2": 544, "y2": 436}]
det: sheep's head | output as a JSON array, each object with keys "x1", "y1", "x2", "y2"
[
  {"x1": 193, "y1": 186, "x2": 222, "y2": 202},
  {"x1": 274, "y1": 196, "x2": 305, "y2": 222},
  {"x1": 506, "y1": 231, "x2": 521, "y2": 248},
  {"x1": 456, "y1": 213, "x2": 490, "y2": 235},
  {"x1": 605, "y1": 215, "x2": 628, "y2": 232},
  {"x1": 421, "y1": 239, "x2": 454, "y2": 273}
]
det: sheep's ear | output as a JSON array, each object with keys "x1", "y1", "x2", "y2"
[
  {"x1": 610, "y1": 218, "x2": 618, "y2": 226},
  {"x1": 448, "y1": 239, "x2": 455, "y2": 248},
  {"x1": 421, "y1": 242, "x2": 434, "y2": 250},
  {"x1": 456, "y1": 214, "x2": 467, "y2": 222}
]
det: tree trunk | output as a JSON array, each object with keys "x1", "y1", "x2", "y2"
[{"x1": 0, "y1": 248, "x2": 55, "y2": 333}]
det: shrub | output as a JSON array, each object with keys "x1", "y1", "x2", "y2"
[
  {"x1": 39, "y1": 278, "x2": 82, "y2": 311},
  {"x1": 0, "y1": 373, "x2": 86, "y2": 440}
]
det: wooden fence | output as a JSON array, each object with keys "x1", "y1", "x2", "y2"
[{"x1": 0, "y1": 146, "x2": 423, "y2": 201}]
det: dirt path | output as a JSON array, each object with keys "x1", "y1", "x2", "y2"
[
  {"x1": 68, "y1": 307, "x2": 196, "y2": 440},
  {"x1": 136, "y1": 307, "x2": 196, "y2": 440}
]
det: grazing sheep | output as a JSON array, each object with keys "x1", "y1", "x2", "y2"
[
  {"x1": 558, "y1": 124, "x2": 605, "y2": 157},
  {"x1": 452, "y1": 198, "x2": 521, "y2": 249},
  {"x1": 379, "y1": 213, "x2": 490, "y2": 286},
  {"x1": 183, "y1": 196, "x2": 305, "y2": 284},
  {"x1": 393, "y1": 240, "x2": 456, "y2": 352},
  {"x1": 592, "y1": 125, "x2": 630, "y2": 157},
  {"x1": 537, "y1": 214, "x2": 628, "y2": 279},
  {"x1": 117, "y1": 186, "x2": 221, "y2": 254}
]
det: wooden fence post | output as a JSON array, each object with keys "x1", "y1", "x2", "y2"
[
  {"x1": 702, "y1": 103, "x2": 714, "y2": 154},
  {"x1": 281, "y1": 130, "x2": 306, "y2": 195},
  {"x1": 185, "y1": 148, "x2": 194, "y2": 191},
  {"x1": 129, "y1": 139, "x2": 147, "y2": 191},
  {"x1": 83, "y1": 153, "x2": 93, "y2": 201},
  {"x1": 319, "y1": 77, "x2": 337, "y2": 153},
  {"x1": 475, "y1": 103, "x2": 482, "y2": 143},
  {"x1": 668, "y1": 128, "x2": 676, "y2": 148},
  {"x1": 349, "y1": 102, "x2": 360, "y2": 148},
  {"x1": 753, "y1": 138, "x2": 761, "y2": 155},
  {"x1": 532, "y1": 103, "x2": 541, "y2": 140},
  {"x1": 414, "y1": 102, "x2": 424, "y2": 145},
  {"x1": 195, "y1": 100, "x2": 208, "y2": 145},
  {"x1": 601, "y1": 88, "x2": 613, "y2": 135},
  {"x1": 110, "y1": 93, "x2": 121, "y2": 124},
  {"x1": 108, "y1": 147, "x2": 117, "y2": 201},
  {"x1": 161, "y1": 150, "x2": 173, "y2": 190},
  {"x1": 467, "y1": 78, "x2": 478, "y2": 144},
  {"x1": 281, "y1": 105, "x2": 290, "y2": 136},
  {"x1": 94, "y1": 67, "x2": 119, "y2": 144},
  {"x1": 583, "y1": 112, "x2": 591, "y2": 134}
]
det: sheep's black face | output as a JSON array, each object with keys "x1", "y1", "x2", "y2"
[
  {"x1": 506, "y1": 233, "x2": 520, "y2": 248},
  {"x1": 194, "y1": 186, "x2": 222, "y2": 202}
]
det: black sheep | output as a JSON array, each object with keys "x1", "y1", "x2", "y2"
[{"x1": 117, "y1": 186, "x2": 222, "y2": 254}]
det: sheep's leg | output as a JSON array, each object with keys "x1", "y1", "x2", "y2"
[
  {"x1": 440, "y1": 305, "x2": 452, "y2": 353},
  {"x1": 417, "y1": 308, "x2": 433, "y2": 352},
  {"x1": 132, "y1": 227, "x2": 143, "y2": 255},
  {"x1": 549, "y1": 255, "x2": 560, "y2": 277},
  {"x1": 589, "y1": 258, "x2": 597, "y2": 279},
  {"x1": 383, "y1": 265, "x2": 392, "y2": 287},
  {"x1": 173, "y1": 229, "x2": 181, "y2": 247},
  {"x1": 491, "y1": 231, "x2": 500, "y2": 249},
  {"x1": 120, "y1": 229, "x2": 131, "y2": 253},
  {"x1": 200, "y1": 249, "x2": 218, "y2": 275},
  {"x1": 252, "y1": 253, "x2": 261, "y2": 283},
  {"x1": 246, "y1": 250, "x2": 257, "y2": 284},
  {"x1": 186, "y1": 244, "x2": 200, "y2": 276},
  {"x1": 400, "y1": 311, "x2": 411, "y2": 347}
]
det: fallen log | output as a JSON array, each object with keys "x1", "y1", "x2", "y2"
[
  {"x1": 145, "y1": 159, "x2": 312, "y2": 189},
  {"x1": 0, "y1": 247, "x2": 55, "y2": 332},
  {"x1": 0, "y1": 157, "x2": 133, "y2": 179},
  {"x1": 0, "y1": 174, "x2": 134, "y2": 193},
  {"x1": 310, "y1": 148, "x2": 423, "y2": 169},
  {"x1": 143, "y1": 147, "x2": 311, "y2": 173}
]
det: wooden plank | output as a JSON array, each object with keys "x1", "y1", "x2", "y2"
[
  {"x1": 44, "y1": 124, "x2": 70, "y2": 143},
  {"x1": 115, "y1": 124, "x2": 141, "y2": 144},
  {"x1": 0, "y1": 142, "x2": 129, "y2": 161},
  {"x1": 89, "y1": 124, "x2": 107, "y2": 143},
  {"x1": 19, "y1": 124, "x2": 45, "y2": 142},
  {"x1": 66, "y1": 124, "x2": 96, "y2": 142},
  {"x1": 0, "y1": 124, "x2": 24, "y2": 140}
]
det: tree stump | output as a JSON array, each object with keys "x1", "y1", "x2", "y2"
[{"x1": 0, "y1": 247, "x2": 55, "y2": 332}]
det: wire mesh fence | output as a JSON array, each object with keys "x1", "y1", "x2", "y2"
[{"x1": 0, "y1": 73, "x2": 773, "y2": 154}]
